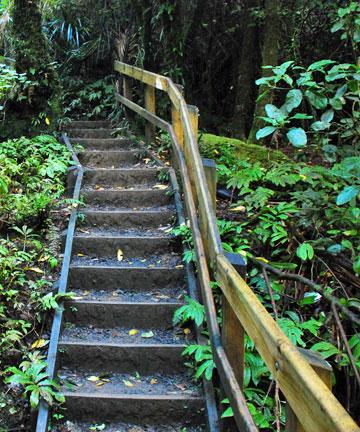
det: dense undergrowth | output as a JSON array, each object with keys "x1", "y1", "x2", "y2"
[{"x1": 0, "y1": 134, "x2": 72, "y2": 429}]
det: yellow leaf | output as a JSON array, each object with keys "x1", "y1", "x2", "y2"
[
  {"x1": 96, "y1": 381, "x2": 106, "y2": 387},
  {"x1": 117, "y1": 249, "x2": 124, "y2": 261},
  {"x1": 45, "y1": 117, "x2": 50, "y2": 125},
  {"x1": 28, "y1": 267, "x2": 44, "y2": 274},
  {"x1": 129, "y1": 329, "x2": 139, "y2": 336},
  {"x1": 153, "y1": 184, "x2": 167, "y2": 190},
  {"x1": 77, "y1": 253, "x2": 85, "y2": 257},
  {"x1": 83, "y1": 290, "x2": 90, "y2": 296},
  {"x1": 150, "y1": 379, "x2": 158, "y2": 385},
  {"x1": 183, "y1": 328, "x2": 191, "y2": 335},
  {"x1": 256, "y1": 257, "x2": 269, "y2": 263},
  {"x1": 230, "y1": 205, "x2": 246, "y2": 212},
  {"x1": 299, "y1": 174, "x2": 307, "y2": 180},
  {"x1": 238, "y1": 250, "x2": 247, "y2": 257},
  {"x1": 143, "y1": 158, "x2": 151, "y2": 164},
  {"x1": 31, "y1": 339, "x2": 48, "y2": 349},
  {"x1": 123, "y1": 380, "x2": 134, "y2": 387},
  {"x1": 175, "y1": 265, "x2": 184, "y2": 269},
  {"x1": 87, "y1": 376, "x2": 100, "y2": 382}
]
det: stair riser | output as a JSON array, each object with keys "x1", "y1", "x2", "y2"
[
  {"x1": 71, "y1": 236, "x2": 178, "y2": 258},
  {"x1": 82, "y1": 190, "x2": 172, "y2": 208},
  {"x1": 64, "y1": 302, "x2": 180, "y2": 328},
  {"x1": 70, "y1": 138, "x2": 134, "y2": 150},
  {"x1": 81, "y1": 210, "x2": 175, "y2": 229},
  {"x1": 68, "y1": 121, "x2": 110, "y2": 129},
  {"x1": 68, "y1": 129, "x2": 114, "y2": 139},
  {"x1": 68, "y1": 267, "x2": 185, "y2": 292},
  {"x1": 79, "y1": 151, "x2": 139, "y2": 168},
  {"x1": 82, "y1": 169, "x2": 164, "y2": 188},
  {"x1": 58, "y1": 344, "x2": 186, "y2": 374},
  {"x1": 61, "y1": 395, "x2": 205, "y2": 424}
]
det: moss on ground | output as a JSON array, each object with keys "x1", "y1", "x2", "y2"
[{"x1": 199, "y1": 133, "x2": 288, "y2": 166}]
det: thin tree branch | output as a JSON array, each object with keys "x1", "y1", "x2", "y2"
[
  {"x1": 332, "y1": 303, "x2": 360, "y2": 388},
  {"x1": 247, "y1": 255, "x2": 360, "y2": 326}
]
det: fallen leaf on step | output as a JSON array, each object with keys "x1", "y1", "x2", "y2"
[
  {"x1": 96, "y1": 381, "x2": 106, "y2": 387},
  {"x1": 31, "y1": 339, "x2": 49, "y2": 349},
  {"x1": 153, "y1": 184, "x2": 167, "y2": 190},
  {"x1": 175, "y1": 265, "x2": 184, "y2": 269},
  {"x1": 150, "y1": 379, "x2": 158, "y2": 385},
  {"x1": 87, "y1": 376, "x2": 100, "y2": 382},
  {"x1": 28, "y1": 267, "x2": 44, "y2": 274},
  {"x1": 129, "y1": 329, "x2": 139, "y2": 336},
  {"x1": 175, "y1": 383, "x2": 187, "y2": 391},
  {"x1": 77, "y1": 253, "x2": 85, "y2": 257},
  {"x1": 230, "y1": 205, "x2": 246, "y2": 212},
  {"x1": 83, "y1": 290, "x2": 90, "y2": 296},
  {"x1": 140, "y1": 259, "x2": 147, "y2": 263},
  {"x1": 143, "y1": 158, "x2": 151, "y2": 164},
  {"x1": 183, "y1": 328, "x2": 191, "y2": 335},
  {"x1": 141, "y1": 331, "x2": 154, "y2": 339},
  {"x1": 117, "y1": 249, "x2": 124, "y2": 261},
  {"x1": 123, "y1": 380, "x2": 134, "y2": 387},
  {"x1": 112, "y1": 291, "x2": 119, "y2": 296}
]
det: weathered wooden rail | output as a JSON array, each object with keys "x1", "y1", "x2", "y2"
[{"x1": 114, "y1": 61, "x2": 359, "y2": 432}]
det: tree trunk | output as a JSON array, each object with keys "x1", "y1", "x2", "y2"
[
  {"x1": 248, "y1": 0, "x2": 280, "y2": 142},
  {"x1": 11, "y1": 0, "x2": 60, "y2": 125},
  {"x1": 232, "y1": 0, "x2": 261, "y2": 140}
]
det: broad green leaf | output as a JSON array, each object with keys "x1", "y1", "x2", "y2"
[
  {"x1": 307, "y1": 60, "x2": 336, "y2": 71},
  {"x1": 336, "y1": 185, "x2": 359, "y2": 205},
  {"x1": 282, "y1": 89, "x2": 303, "y2": 113},
  {"x1": 321, "y1": 109, "x2": 334, "y2": 123},
  {"x1": 311, "y1": 341, "x2": 339, "y2": 359},
  {"x1": 296, "y1": 243, "x2": 314, "y2": 261},
  {"x1": 353, "y1": 256, "x2": 360, "y2": 274},
  {"x1": 255, "y1": 126, "x2": 276, "y2": 140},
  {"x1": 305, "y1": 90, "x2": 328, "y2": 109},
  {"x1": 287, "y1": 128, "x2": 307, "y2": 147},
  {"x1": 265, "y1": 104, "x2": 286, "y2": 121}
]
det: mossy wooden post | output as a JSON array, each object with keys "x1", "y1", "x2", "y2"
[
  {"x1": 123, "y1": 77, "x2": 133, "y2": 122},
  {"x1": 171, "y1": 84, "x2": 184, "y2": 149},
  {"x1": 187, "y1": 105, "x2": 199, "y2": 205},
  {"x1": 145, "y1": 84, "x2": 156, "y2": 143},
  {"x1": 286, "y1": 349, "x2": 333, "y2": 432}
]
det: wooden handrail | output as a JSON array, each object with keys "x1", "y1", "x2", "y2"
[{"x1": 114, "y1": 60, "x2": 359, "y2": 432}]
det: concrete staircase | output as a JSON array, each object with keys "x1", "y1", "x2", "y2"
[{"x1": 54, "y1": 121, "x2": 207, "y2": 431}]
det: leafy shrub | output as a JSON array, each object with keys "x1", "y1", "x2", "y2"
[{"x1": 0, "y1": 134, "x2": 72, "y2": 228}]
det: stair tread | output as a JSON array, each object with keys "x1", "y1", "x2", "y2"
[
  {"x1": 60, "y1": 325, "x2": 193, "y2": 345},
  {"x1": 71, "y1": 255, "x2": 183, "y2": 268},
  {"x1": 70, "y1": 288, "x2": 186, "y2": 303},
  {"x1": 74, "y1": 228, "x2": 174, "y2": 238},
  {"x1": 54, "y1": 420, "x2": 205, "y2": 431},
  {"x1": 59, "y1": 369, "x2": 201, "y2": 397}
]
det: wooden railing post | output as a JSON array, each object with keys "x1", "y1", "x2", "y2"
[
  {"x1": 145, "y1": 84, "x2": 156, "y2": 143},
  {"x1": 171, "y1": 84, "x2": 184, "y2": 149},
  {"x1": 286, "y1": 348, "x2": 333, "y2": 431},
  {"x1": 123, "y1": 77, "x2": 132, "y2": 101},
  {"x1": 202, "y1": 158, "x2": 217, "y2": 211}
]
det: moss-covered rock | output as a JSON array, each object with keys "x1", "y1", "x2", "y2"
[{"x1": 199, "y1": 133, "x2": 288, "y2": 167}]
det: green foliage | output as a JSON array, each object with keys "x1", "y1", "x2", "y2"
[
  {"x1": 0, "y1": 134, "x2": 72, "y2": 227},
  {"x1": 255, "y1": 60, "x2": 359, "y2": 150},
  {"x1": 173, "y1": 296, "x2": 205, "y2": 327},
  {"x1": 5, "y1": 352, "x2": 64, "y2": 409},
  {"x1": 61, "y1": 76, "x2": 118, "y2": 120},
  {"x1": 182, "y1": 344, "x2": 215, "y2": 381}
]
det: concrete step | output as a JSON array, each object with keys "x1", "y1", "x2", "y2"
[
  {"x1": 64, "y1": 301, "x2": 182, "y2": 328},
  {"x1": 81, "y1": 168, "x2": 167, "y2": 188},
  {"x1": 70, "y1": 137, "x2": 135, "y2": 150},
  {"x1": 60, "y1": 391, "x2": 205, "y2": 425},
  {"x1": 69, "y1": 128, "x2": 114, "y2": 139},
  {"x1": 70, "y1": 231, "x2": 179, "y2": 259},
  {"x1": 82, "y1": 188, "x2": 173, "y2": 208},
  {"x1": 78, "y1": 150, "x2": 140, "y2": 168},
  {"x1": 53, "y1": 420, "x2": 205, "y2": 431},
  {"x1": 68, "y1": 120, "x2": 110, "y2": 129},
  {"x1": 58, "y1": 341, "x2": 188, "y2": 374},
  {"x1": 80, "y1": 209, "x2": 176, "y2": 229},
  {"x1": 68, "y1": 265, "x2": 186, "y2": 292}
]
